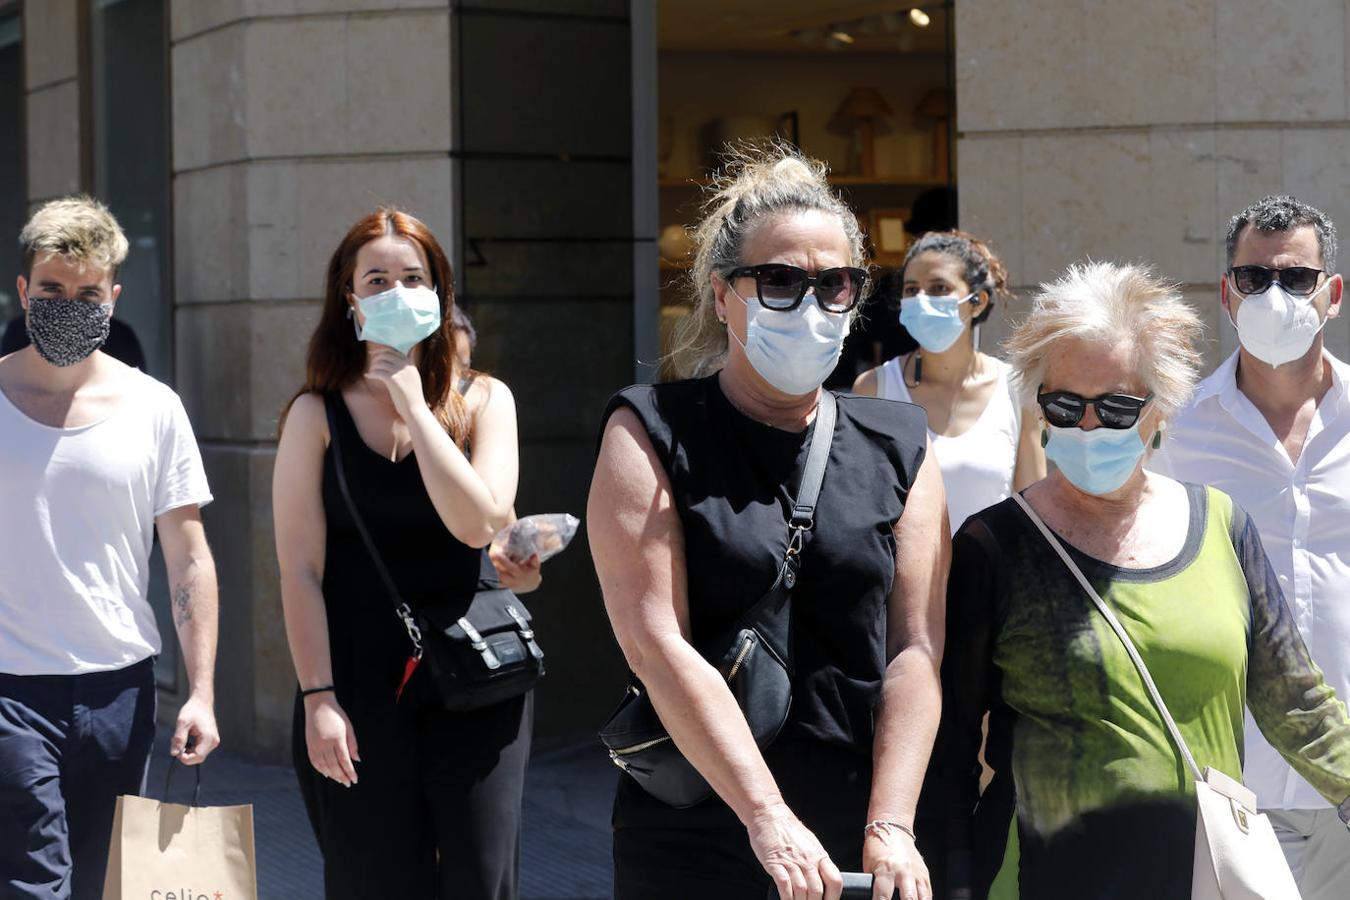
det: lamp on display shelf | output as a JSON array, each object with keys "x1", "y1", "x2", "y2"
[
  {"x1": 827, "y1": 87, "x2": 894, "y2": 177},
  {"x1": 914, "y1": 87, "x2": 952, "y2": 181}
]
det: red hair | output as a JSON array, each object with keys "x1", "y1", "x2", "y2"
[{"x1": 281, "y1": 208, "x2": 472, "y2": 443}]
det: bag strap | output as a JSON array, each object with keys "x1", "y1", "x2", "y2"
[
  {"x1": 324, "y1": 394, "x2": 425, "y2": 659},
  {"x1": 163, "y1": 760, "x2": 202, "y2": 807},
  {"x1": 789, "y1": 390, "x2": 836, "y2": 531},
  {"x1": 772, "y1": 390, "x2": 836, "y2": 588},
  {"x1": 1010, "y1": 492, "x2": 1204, "y2": 783}
]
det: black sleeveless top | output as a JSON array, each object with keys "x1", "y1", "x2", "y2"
[
  {"x1": 604, "y1": 375, "x2": 928, "y2": 826},
  {"x1": 320, "y1": 393, "x2": 486, "y2": 712}
]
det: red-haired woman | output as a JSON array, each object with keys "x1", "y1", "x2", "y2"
[{"x1": 273, "y1": 209, "x2": 527, "y2": 899}]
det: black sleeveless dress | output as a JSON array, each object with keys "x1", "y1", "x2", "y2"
[
  {"x1": 291, "y1": 393, "x2": 532, "y2": 900},
  {"x1": 603, "y1": 374, "x2": 928, "y2": 898}
]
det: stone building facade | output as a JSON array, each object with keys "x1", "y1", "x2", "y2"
[{"x1": 10, "y1": 0, "x2": 1350, "y2": 759}]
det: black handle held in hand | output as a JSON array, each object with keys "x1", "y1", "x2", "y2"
[
  {"x1": 764, "y1": 872, "x2": 895, "y2": 899},
  {"x1": 163, "y1": 759, "x2": 203, "y2": 807}
]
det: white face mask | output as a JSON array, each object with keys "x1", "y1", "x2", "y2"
[
  {"x1": 727, "y1": 285, "x2": 850, "y2": 395},
  {"x1": 1230, "y1": 280, "x2": 1327, "y2": 368}
]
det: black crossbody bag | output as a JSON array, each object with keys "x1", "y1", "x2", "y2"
[
  {"x1": 325, "y1": 395, "x2": 543, "y2": 711},
  {"x1": 597, "y1": 390, "x2": 836, "y2": 807}
]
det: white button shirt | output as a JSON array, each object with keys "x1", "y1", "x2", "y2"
[{"x1": 1150, "y1": 349, "x2": 1350, "y2": 810}]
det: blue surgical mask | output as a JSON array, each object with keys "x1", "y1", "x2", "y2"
[
  {"x1": 1043, "y1": 421, "x2": 1148, "y2": 495},
  {"x1": 354, "y1": 284, "x2": 441, "y2": 355},
  {"x1": 899, "y1": 292, "x2": 974, "y2": 353},
  {"x1": 728, "y1": 286, "x2": 850, "y2": 395}
]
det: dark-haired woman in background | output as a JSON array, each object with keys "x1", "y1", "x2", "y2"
[
  {"x1": 854, "y1": 231, "x2": 1044, "y2": 535},
  {"x1": 272, "y1": 209, "x2": 528, "y2": 899}
]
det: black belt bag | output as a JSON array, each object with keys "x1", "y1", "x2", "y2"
[
  {"x1": 325, "y1": 395, "x2": 543, "y2": 711},
  {"x1": 597, "y1": 391, "x2": 836, "y2": 807}
]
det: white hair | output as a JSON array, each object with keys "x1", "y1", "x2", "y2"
[{"x1": 1003, "y1": 261, "x2": 1204, "y2": 420}]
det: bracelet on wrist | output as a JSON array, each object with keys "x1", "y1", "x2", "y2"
[
  {"x1": 864, "y1": 819, "x2": 916, "y2": 843},
  {"x1": 300, "y1": 685, "x2": 335, "y2": 698}
]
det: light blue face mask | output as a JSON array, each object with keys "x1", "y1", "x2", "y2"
[
  {"x1": 899, "y1": 292, "x2": 975, "y2": 353},
  {"x1": 1043, "y1": 421, "x2": 1149, "y2": 495},
  {"x1": 354, "y1": 284, "x2": 442, "y2": 355}
]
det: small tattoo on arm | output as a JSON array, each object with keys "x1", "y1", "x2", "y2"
[{"x1": 173, "y1": 585, "x2": 193, "y2": 627}]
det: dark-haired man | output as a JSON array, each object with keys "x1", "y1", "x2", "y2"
[{"x1": 1153, "y1": 195, "x2": 1350, "y2": 897}]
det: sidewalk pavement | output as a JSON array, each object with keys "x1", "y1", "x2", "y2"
[{"x1": 148, "y1": 728, "x2": 615, "y2": 899}]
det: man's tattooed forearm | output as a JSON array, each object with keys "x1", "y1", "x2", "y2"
[{"x1": 173, "y1": 585, "x2": 193, "y2": 627}]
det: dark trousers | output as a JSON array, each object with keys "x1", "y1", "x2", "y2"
[
  {"x1": 293, "y1": 688, "x2": 534, "y2": 900},
  {"x1": 0, "y1": 659, "x2": 157, "y2": 900}
]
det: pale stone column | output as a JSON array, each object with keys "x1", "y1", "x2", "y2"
[
  {"x1": 956, "y1": 0, "x2": 1350, "y2": 371},
  {"x1": 24, "y1": 0, "x2": 82, "y2": 205},
  {"x1": 169, "y1": 0, "x2": 452, "y2": 757}
]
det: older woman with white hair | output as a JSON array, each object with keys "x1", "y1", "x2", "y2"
[
  {"x1": 589, "y1": 145, "x2": 949, "y2": 900},
  {"x1": 919, "y1": 261, "x2": 1350, "y2": 900}
]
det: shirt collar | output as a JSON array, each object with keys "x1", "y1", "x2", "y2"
[{"x1": 1204, "y1": 347, "x2": 1350, "y2": 414}]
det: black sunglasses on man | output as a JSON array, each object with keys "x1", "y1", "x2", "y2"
[{"x1": 1227, "y1": 265, "x2": 1325, "y2": 297}]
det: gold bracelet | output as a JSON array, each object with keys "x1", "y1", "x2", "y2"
[{"x1": 864, "y1": 819, "x2": 916, "y2": 842}]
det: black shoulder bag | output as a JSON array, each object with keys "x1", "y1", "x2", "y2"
[
  {"x1": 597, "y1": 390, "x2": 836, "y2": 807},
  {"x1": 324, "y1": 395, "x2": 543, "y2": 711}
]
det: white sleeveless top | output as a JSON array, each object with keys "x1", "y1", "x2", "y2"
[{"x1": 877, "y1": 355, "x2": 1021, "y2": 534}]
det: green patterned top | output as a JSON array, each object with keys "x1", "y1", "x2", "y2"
[{"x1": 920, "y1": 484, "x2": 1350, "y2": 899}]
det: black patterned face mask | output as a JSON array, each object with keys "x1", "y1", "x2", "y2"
[{"x1": 25, "y1": 296, "x2": 113, "y2": 367}]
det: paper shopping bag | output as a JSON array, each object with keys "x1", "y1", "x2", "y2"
[{"x1": 102, "y1": 793, "x2": 258, "y2": 900}]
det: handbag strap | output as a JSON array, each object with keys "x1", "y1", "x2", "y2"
[
  {"x1": 324, "y1": 394, "x2": 425, "y2": 658},
  {"x1": 1011, "y1": 492, "x2": 1205, "y2": 783},
  {"x1": 768, "y1": 390, "x2": 837, "y2": 591},
  {"x1": 789, "y1": 390, "x2": 836, "y2": 531}
]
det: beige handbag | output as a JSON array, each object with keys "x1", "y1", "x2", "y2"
[{"x1": 1013, "y1": 493, "x2": 1301, "y2": 900}]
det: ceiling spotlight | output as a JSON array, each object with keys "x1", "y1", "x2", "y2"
[
  {"x1": 830, "y1": 30, "x2": 856, "y2": 44},
  {"x1": 909, "y1": 7, "x2": 931, "y2": 27}
]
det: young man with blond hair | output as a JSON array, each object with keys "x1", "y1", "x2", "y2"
[{"x1": 0, "y1": 196, "x2": 220, "y2": 899}]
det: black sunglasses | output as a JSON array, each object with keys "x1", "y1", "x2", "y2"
[
  {"x1": 723, "y1": 263, "x2": 868, "y2": 313},
  {"x1": 1037, "y1": 388, "x2": 1153, "y2": 430},
  {"x1": 1228, "y1": 265, "x2": 1325, "y2": 297}
]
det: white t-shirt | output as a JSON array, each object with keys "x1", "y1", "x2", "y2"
[
  {"x1": 0, "y1": 369, "x2": 213, "y2": 675},
  {"x1": 877, "y1": 355, "x2": 1021, "y2": 534}
]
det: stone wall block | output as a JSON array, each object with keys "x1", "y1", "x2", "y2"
[
  {"x1": 344, "y1": 12, "x2": 452, "y2": 152},
  {"x1": 171, "y1": 23, "x2": 249, "y2": 172},
  {"x1": 956, "y1": 136, "x2": 1024, "y2": 287},
  {"x1": 1213, "y1": 128, "x2": 1284, "y2": 264},
  {"x1": 294, "y1": 157, "x2": 453, "y2": 290},
  {"x1": 246, "y1": 162, "x2": 304, "y2": 300},
  {"x1": 1216, "y1": 0, "x2": 1345, "y2": 121},
  {"x1": 243, "y1": 18, "x2": 347, "y2": 158},
  {"x1": 1082, "y1": 0, "x2": 1215, "y2": 128},
  {"x1": 250, "y1": 301, "x2": 323, "y2": 440},
  {"x1": 1282, "y1": 128, "x2": 1350, "y2": 270},
  {"x1": 174, "y1": 165, "x2": 250, "y2": 303},
  {"x1": 24, "y1": 0, "x2": 79, "y2": 89},
  {"x1": 1019, "y1": 131, "x2": 1153, "y2": 285},
  {"x1": 25, "y1": 82, "x2": 81, "y2": 201},
  {"x1": 1149, "y1": 129, "x2": 1218, "y2": 285},
  {"x1": 957, "y1": 0, "x2": 1214, "y2": 133},
  {"x1": 955, "y1": 0, "x2": 1080, "y2": 132},
  {"x1": 176, "y1": 304, "x2": 253, "y2": 441}
]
